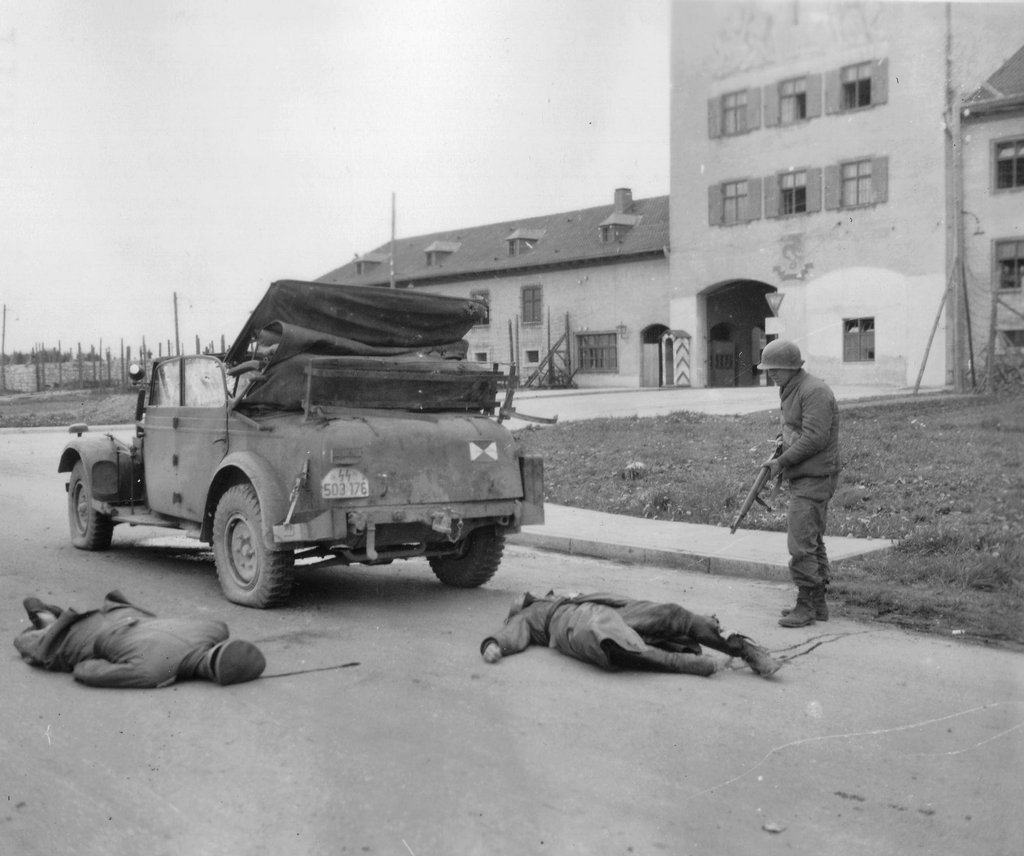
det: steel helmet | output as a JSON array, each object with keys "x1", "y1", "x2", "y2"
[{"x1": 757, "y1": 339, "x2": 804, "y2": 370}]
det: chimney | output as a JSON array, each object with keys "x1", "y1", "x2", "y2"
[{"x1": 613, "y1": 187, "x2": 633, "y2": 213}]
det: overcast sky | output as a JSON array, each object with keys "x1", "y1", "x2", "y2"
[{"x1": 0, "y1": 0, "x2": 670, "y2": 356}]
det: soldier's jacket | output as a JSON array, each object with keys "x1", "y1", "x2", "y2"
[
  {"x1": 480, "y1": 592, "x2": 701, "y2": 669},
  {"x1": 14, "y1": 590, "x2": 228, "y2": 688},
  {"x1": 775, "y1": 369, "x2": 841, "y2": 479}
]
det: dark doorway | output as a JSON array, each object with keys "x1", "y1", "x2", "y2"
[
  {"x1": 705, "y1": 280, "x2": 775, "y2": 387},
  {"x1": 641, "y1": 324, "x2": 669, "y2": 387}
]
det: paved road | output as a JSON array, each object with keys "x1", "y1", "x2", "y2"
[{"x1": 2, "y1": 429, "x2": 1022, "y2": 856}]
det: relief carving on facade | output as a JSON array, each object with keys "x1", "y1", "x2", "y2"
[
  {"x1": 773, "y1": 232, "x2": 814, "y2": 281},
  {"x1": 709, "y1": 1, "x2": 883, "y2": 79}
]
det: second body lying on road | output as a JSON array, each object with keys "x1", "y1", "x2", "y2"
[
  {"x1": 480, "y1": 591, "x2": 781, "y2": 677},
  {"x1": 14, "y1": 590, "x2": 266, "y2": 689}
]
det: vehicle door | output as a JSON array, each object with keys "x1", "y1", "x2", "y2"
[{"x1": 142, "y1": 356, "x2": 228, "y2": 520}]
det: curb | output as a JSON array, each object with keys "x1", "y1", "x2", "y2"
[{"x1": 509, "y1": 530, "x2": 794, "y2": 580}]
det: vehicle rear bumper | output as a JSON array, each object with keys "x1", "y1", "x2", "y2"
[{"x1": 271, "y1": 498, "x2": 523, "y2": 545}]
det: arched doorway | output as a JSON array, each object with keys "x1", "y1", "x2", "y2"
[
  {"x1": 640, "y1": 323, "x2": 669, "y2": 387},
  {"x1": 704, "y1": 279, "x2": 776, "y2": 387}
]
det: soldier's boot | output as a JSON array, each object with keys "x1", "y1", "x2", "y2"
[
  {"x1": 726, "y1": 634, "x2": 782, "y2": 678},
  {"x1": 780, "y1": 584, "x2": 829, "y2": 621},
  {"x1": 197, "y1": 639, "x2": 267, "y2": 685},
  {"x1": 778, "y1": 588, "x2": 817, "y2": 628}
]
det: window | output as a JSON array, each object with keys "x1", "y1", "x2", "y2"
[
  {"x1": 521, "y1": 285, "x2": 542, "y2": 324},
  {"x1": 765, "y1": 74, "x2": 822, "y2": 126},
  {"x1": 844, "y1": 318, "x2": 875, "y2": 362},
  {"x1": 780, "y1": 77, "x2": 807, "y2": 123},
  {"x1": 722, "y1": 90, "x2": 747, "y2": 135},
  {"x1": 841, "y1": 62, "x2": 872, "y2": 109},
  {"x1": 709, "y1": 178, "x2": 763, "y2": 226},
  {"x1": 997, "y1": 240, "x2": 1024, "y2": 290},
  {"x1": 825, "y1": 157, "x2": 888, "y2": 209},
  {"x1": 841, "y1": 160, "x2": 872, "y2": 207},
  {"x1": 355, "y1": 257, "x2": 383, "y2": 276},
  {"x1": 707, "y1": 87, "x2": 761, "y2": 138},
  {"x1": 525, "y1": 350, "x2": 540, "y2": 364},
  {"x1": 825, "y1": 59, "x2": 888, "y2": 114},
  {"x1": 781, "y1": 171, "x2": 807, "y2": 214},
  {"x1": 578, "y1": 333, "x2": 618, "y2": 373},
  {"x1": 996, "y1": 139, "x2": 1024, "y2": 189},
  {"x1": 722, "y1": 181, "x2": 747, "y2": 224},
  {"x1": 1001, "y1": 330, "x2": 1024, "y2": 348},
  {"x1": 766, "y1": 168, "x2": 821, "y2": 217},
  {"x1": 507, "y1": 238, "x2": 535, "y2": 257},
  {"x1": 473, "y1": 352, "x2": 489, "y2": 363},
  {"x1": 470, "y1": 289, "x2": 490, "y2": 325},
  {"x1": 506, "y1": 229, "x2": 543, "y2": 257},
  {"x1": 150, "y1": 360, "x2": 181, "y2": 406},
  {"x1": 183, "y1": 357, "x2": 226, "y2": 407}
]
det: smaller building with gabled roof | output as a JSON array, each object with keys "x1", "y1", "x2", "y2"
[
  {"x1": 961, "y1": 43, "x2": 1024, "y2": 379},
  {"x1": 318, "y1": 188, "x2": 679, "y2": 389}
]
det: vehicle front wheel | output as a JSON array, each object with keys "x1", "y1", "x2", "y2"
[
  {"x1": 68, "y1": 461, "x2": 114, "y2": 550},
  {"x1": 212, "y1": 483, "x2": 294, "y2": 608},
  {"x1": 428, "y1": 525, "x2": 505, "y2": 588}
]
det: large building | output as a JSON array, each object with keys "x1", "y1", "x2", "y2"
[
  {"x1": 669, "y1": 1, "x2": 1024, "y2": 388},
  {"x1": 962, "y1": 44, "x2": 1024, "y2": 384},
  {"x1": 318, "y1": 189, "x2": 673, "y2": 389}
]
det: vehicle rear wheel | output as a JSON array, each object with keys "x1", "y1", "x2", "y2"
[
  {"x1": 429, "y1": 525, "x2": 505, "y2": 588},
  {"x1": 68, "y1": 461, "x2": 114, "y2": 550},
  {"x1": 212, "y1": 483, "x2": 294, "y2": 608}
]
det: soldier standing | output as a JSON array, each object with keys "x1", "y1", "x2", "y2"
[{"x1": 757, "y1": 340, "x2": 842, "y2": 627}]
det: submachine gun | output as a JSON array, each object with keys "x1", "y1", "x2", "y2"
[{"x1": 729, "y1": 437, "x2": 783, "y2": 535}]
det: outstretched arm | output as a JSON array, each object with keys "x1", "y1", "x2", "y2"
[{"x1": 479, "y1": 614, "x2": 534, "y2": 664}]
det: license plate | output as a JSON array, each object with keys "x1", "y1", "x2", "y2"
[{"x1": 321, "y1": 467, "x2": 370, "y2": 499}]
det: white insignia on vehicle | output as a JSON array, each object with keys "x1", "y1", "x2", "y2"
[{"x1": 469, "y1": 441, "x2": 498, "y2": 462}]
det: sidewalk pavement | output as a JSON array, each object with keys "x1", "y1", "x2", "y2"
[{"x1": 509, "y1": 503, "x2": 892, "y2": 580}]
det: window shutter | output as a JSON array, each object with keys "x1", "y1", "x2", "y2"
[
  {"x1": 708, "y1": 183, "x2": 723, "y2": 225},
  {"x1": 824, "y1": 69, "x2": 841, "y2": 114},
  {"x1": 764, "y1": 174, "x2": 780, "y2": 218},
  {"x1": 708, "y1": 97, "x2": 722, "y2": 139},
  {"x1": 805, "y1": 73, "x2": 823, "y2": 118},
  {"x1": 746, "y1": 86, "x2": 762, "y2": 131},
  {"x1": 806, "y1": 167, "x2": 823, "y2": 212},
  {"x1": 745, "y1": 177, "x2": 763, "y2": 221},
  {"x1": 871, "y1": 58, "x2": 889, "y2": 105},
  {"x1": 824, "y1": 164, "x2": 841, "y2": 209},
  {"x1": 764, "y1": 83, "x2": 780, "y2": 126},
  {"x1": 871, "y1": 156, "x2": 889, "y2": 203}
]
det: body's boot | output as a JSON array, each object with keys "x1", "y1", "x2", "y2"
[
  {"x1": 778, "y1": 588, "x2": 816, "y2": 627},
  {"x1": 196, "y1": 639, "x2": 266, "y2": 685},
  {"x1": 780, "y1": 584, "x2": 829, "y2": 621},
  {"x1": 726, "y1": 634, "x2": 782, "y2": 677}
]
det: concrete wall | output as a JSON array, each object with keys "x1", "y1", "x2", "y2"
[{"x1": 669, "y1": 0, "x2": 1024, "y2": 388}]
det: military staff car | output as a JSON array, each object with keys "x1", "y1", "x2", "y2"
[{"x1": 59, "y1": 280, "x2": 544, "y2": 607}]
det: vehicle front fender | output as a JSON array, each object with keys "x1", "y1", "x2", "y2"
[
  {"x1": 58, "y1": 434, "x2": 136, "y2": 503},
  {"x1": 203, "y1": 451, "x2": 291, "y2": 547}
]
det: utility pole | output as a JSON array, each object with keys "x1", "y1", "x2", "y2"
[
  {"x1": 389, "y1": 192, "x2": 396, "y2": 289},
  {"x1": 173, "y1": 291, "x2": 181, "y2": 355},
  {"x1": 1, "y1": 303, "x2": 6, "y2": 393}
]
